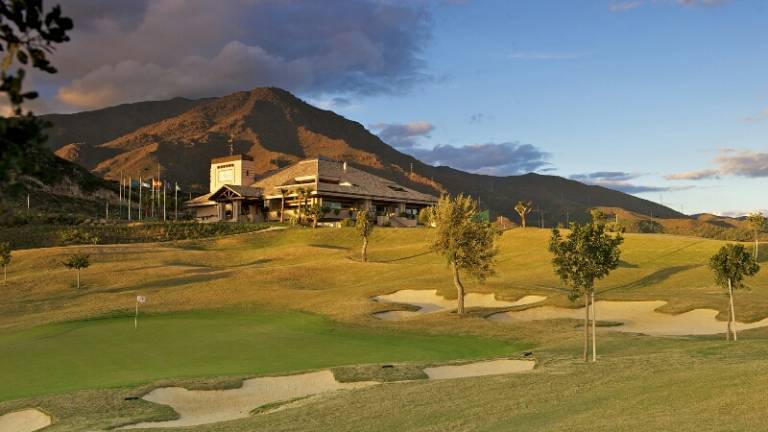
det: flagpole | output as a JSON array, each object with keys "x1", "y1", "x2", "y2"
[
  {"x1": 128, "y1": 177, "x2": 132, "y2": 221},
  {"x1": 119, "y1": 171, "x2": 123, "y2": 219},
  {"x1": 163, "y1": 181, "x2": 167, "y2": 221},
  {"x1": 134, "y1": 298, "x2": 138, "y2": 329},
  {"x1": 138, "y1": 176, "x2": 142, "y2": 220},
  {"x1": 174, "y1": 182, "x2": 178, "y2": 221}
]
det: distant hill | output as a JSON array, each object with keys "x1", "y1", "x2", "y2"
[
  {"x1": 42, "y1": 87, "x2": 684, "y2": 225},
  {"x1": 596, "y1": 207, "x2": 761, "y2": 241},
  {"x1": 0, "y1": 153, "x2": 119, "y2": 225}
]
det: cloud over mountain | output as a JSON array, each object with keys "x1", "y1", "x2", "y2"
[
  {"x1": 48, "y1": 0, "x2": 432, "y2": 110},
  {"x1": 370, "y1": 122, "x2": 434, "y2": 149},
  {"x1": 411, "y1": 142, "x2": 551, "y2": 176},
  {"x1": 569, "y1": 171, "x2": 688, "y2": 194}
]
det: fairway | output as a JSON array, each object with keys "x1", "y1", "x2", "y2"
[{"x1": 0, "y1": 309, "x2": 526, "y2": 402}]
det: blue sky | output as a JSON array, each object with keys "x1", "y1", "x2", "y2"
[{"x1": 29, "y1": 0, "x2": 768, "y2": 215}]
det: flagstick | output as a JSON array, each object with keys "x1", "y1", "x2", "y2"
[
  {"x1": 174, "y1": 183, "x2": 178, "y2": 221},
  {"x1": 134, "y1": 299, "x2": 139, "y2": 329}
]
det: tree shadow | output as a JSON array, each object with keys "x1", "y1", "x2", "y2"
[
  {"x1": 599, "y1": 264, "x2": 701, "y2": 293},
  {"x1": 131, "y1": 272, "x2": 234, "y2": 290},
  {"x1": 618, "y1": 260, "x2": 639, "y2": 268},
  {"x1": 377, "y1": 251, "x2": 432, "y2": 263},
  {"x1": 309, "y1": 244, "x2": 350, "y2": 251}
]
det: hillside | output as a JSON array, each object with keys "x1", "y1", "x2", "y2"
[
  {"x1": 43, "y1": 88, "x2": 683, "y2": 224},
  {"x1": 596, "y1": 207, "x2": 762, "y2": 241},
  {"x1": 0, "y1": 153, "x2": 119, "y2": 226}
]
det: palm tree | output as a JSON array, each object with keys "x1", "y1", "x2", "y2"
[
  {"x1": 747, "y1": 212, "x2": 765, "y2": 259},
  {"x1": 279, "y1": 188, "x2": 288, "y2": 223}
]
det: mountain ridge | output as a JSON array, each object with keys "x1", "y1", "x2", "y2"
[{"x1": 42, "y1": 87, "x2": 685, "y2": 224}]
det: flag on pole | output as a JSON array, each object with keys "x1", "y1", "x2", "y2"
[{"x1": 135, "y1": 295, "x2": 146, "y2": 329}]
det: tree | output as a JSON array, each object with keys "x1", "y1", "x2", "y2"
[
  {"x1": 63, "y1": 252, "x2": 89, "y2": 289},
  {"x1": 746, "y1": 212, "x2": 765, "y2": 259},
  {"x1": 430, "y1": 194, "x2": 499, "y2": 315},
  {"x1": 278, "y1": 188, "x2": 287, "y2": 223},
  {"x1": 514, "y1": 201, "x2": 532, "y2": 228},
  {"x1": 306, "y1": 203, "x2": 328, "y2": 229},
  {"x1": 0, "y1": 241, "x2": 10, "y2": 284},
  {"x1": 0, "y1": 0, "x2": 73, "y2": 184},
  {"x1": 355, "y1": 208, "x2": 374, "y2": 262},
  {"x1": 295, "y1": 187, "x2": 312, "y2": 224},
  {"x1": 709, "y1": 244, "x2": 760, "y2": 341},
  {"x1": 549, "y1": 222, "x2": 623, "y2": 362},
  {"x1": 590, "y1": 209, "x2": 607, "y2": 225}
]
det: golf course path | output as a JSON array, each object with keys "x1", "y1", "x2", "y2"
[
  {"x1": 0, "y1": 408, "x2": 51, "y2": 432},
  {"x1": 489, "y1": 300, "x2": 768, "y2": 336},
  {"x1": 373, "y1": 289, "x2": 546, "y2": 320}
]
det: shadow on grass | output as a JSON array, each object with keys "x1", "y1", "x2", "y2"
[
  {"x1": 377, "y1": 251, "x2": 432, "y2": 263},
  {"x1": 309, "y1": 244, "x2": 350, "y2": 251},
  {"x1": 131, "y1": 272, "x2": 234, "y2": 290},
  {"x1": 599, "y1": 264, "x2": 701, "y2": 294},
  {"x1": 618, "y1": 260, "x2": 639, "y2": 268}
]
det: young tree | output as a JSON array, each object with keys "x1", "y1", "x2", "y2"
[
  {"x1": 306, "y1": 203, "x2": 328, "y2": 229},
  {"x1": 514, "y1": 201, "x2": 532, "y2": 228},
  {"x1": 746, "y1": 212, "x2": 765, "y2": 259},
  {"x1": 355, "y1": 208, "x2": 374, "y2": 262},
  {"x1": 549, "y1": 222, "x2": 623, "y2": 362},
  {"x1": 709, "y1": 244, "x2": 760, "y2": 341},
  {"x1": 430, "y1": 194, "x2": 499, "y2": 315},
  {"x1": 0, "y1": 241, "x2": 10, "y2": 284},
  {"x1": 63, "y1": 253, "x2": 90, "y2": 289},
  {"x1": 0, "y1": 1, "x2": 73, "y2": 184}
]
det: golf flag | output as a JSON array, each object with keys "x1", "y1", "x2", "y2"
[
  {"x1": 175, "y1": 182, "x2": 181, "y2": 191},
  {"x1": 140, "y1": 180, "x2": 150, "y2": 189},
  {"x1": 135, "y1": 295, "x2": 146, "y2": 329}
]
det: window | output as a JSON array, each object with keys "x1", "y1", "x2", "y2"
[{"x1": 324, "y1": 201, "x2": 342, "y2": 210}]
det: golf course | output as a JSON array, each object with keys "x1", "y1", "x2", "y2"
[{"x1": 1, "y1": 226, "x2": 767, "y2": 431}]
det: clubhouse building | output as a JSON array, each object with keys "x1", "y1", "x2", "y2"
[{"x1": 186, "y1": 155, "x2": 438, "y2": 226}]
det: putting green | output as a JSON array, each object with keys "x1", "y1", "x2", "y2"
[{"x1": 0, "y1": 309, "x2": 527, "y2": 401}]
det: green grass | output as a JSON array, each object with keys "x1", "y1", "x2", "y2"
[
  {"x1": 0, "y1": 309, "x2": 526, "y2": 401},
  {"x1": 2, "y1": 226, "x2": 768, "y2": 430}
]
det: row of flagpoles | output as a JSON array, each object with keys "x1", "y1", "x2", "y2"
[{"x1": 116, "y1": 170, "x2": 183, "y2": 221}]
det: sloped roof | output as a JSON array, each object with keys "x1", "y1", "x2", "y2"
[
  {"x1": 252, "y1": 158, "x2": 438, "y2": 204},
  {"x1": 186, "y1": 192, "x2": 214, "y2": 207},
  {"x1": 210, "y1": 184, "x2": 263, "y2": 200}
]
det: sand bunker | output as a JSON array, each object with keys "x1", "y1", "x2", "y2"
[
  {"x1": 424, "y1": 359, "x2": 535, "y2": 380},
  {"x1": 373, "y1": 289, "x2": 546, "y2": 320},
  {"x1": 121, "y1": 371, "x2": 375, "y2": 429},
  {"x1": 489, "y1": 300, "x2": 768, "y2": 336},
  {"x1": 0, "y1": 409, "x2": 51, "y2": 432},
  {"x1": 122, "y1": 358, "x2": 535, "y2": 429}
]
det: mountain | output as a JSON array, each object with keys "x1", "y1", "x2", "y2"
[
  {"x1": 42, "y1": 87, "x2": 684, "y2": 225},
  {"x1": 596, "y1": 207, "x2": 761, "y2": 241}
]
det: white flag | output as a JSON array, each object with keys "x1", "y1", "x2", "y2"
[{"x1": 136, "y1": 295, "x2": 146, "y2": 304}]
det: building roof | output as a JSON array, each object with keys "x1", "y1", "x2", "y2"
[
  {"x1": 253, "y1": 159, "x2": 438, "y2": 204},
  {"x1": 187, "y1": 158, "x2": 439, "y2": 207},
  {"x1": 186, "y1": 192, "x2": 215, "y2": 207}
]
